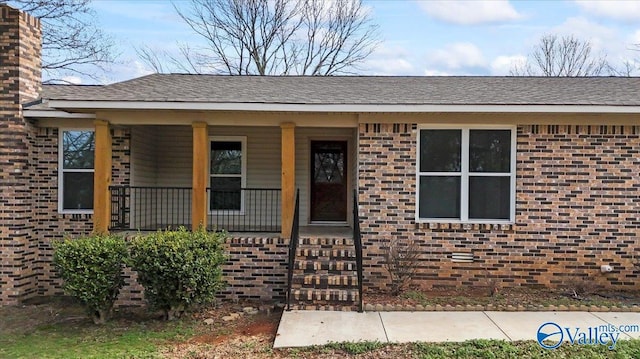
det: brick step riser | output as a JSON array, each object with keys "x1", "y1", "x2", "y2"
[
  {"x1": 297, "y1": 241, "x2": 355, "y2": 248},
  {"x1": 295, "y1": 257, "x2": 356, "y2": 267},
  {"x1": 296, "y1": 244, "x2": 356, "y2": 253},
  {"x1": 291, "y1": 289, "x2": 360, "y2": 303},
  {"x1": 294, "y1": 261, "x2": 357, "y2": 272},
  {"x1": 295, "y1": 249, "x2": 356, "y2": 260},
  {"x1": 291, "y1": 300, "x2": 359, "y2": 308},
  {"x1": 293, "y1": 272, "x2": 358, "y2": 288},
  {"x1": 287, "y1": 304, "x2": 360, "y2": 312},
  {"x1": 291, "y1": 280, "x2": 358, "y2": 290},
  {"x1": 296, "y1": 257, "x2": 356, "y2": 263},
  {"x1": 297, "y1": 238, "x2": 355, "y2": 247},
  {"x1": 291, "y1": 286, "x2": 356, "y2": 292},
  {"x1": 295, "y1": 270, "x2": 356, "y2": 277}
]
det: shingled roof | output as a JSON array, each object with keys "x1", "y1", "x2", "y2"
[{"x1": 38, "y1": 75, "x2": 640, "y2": 107}]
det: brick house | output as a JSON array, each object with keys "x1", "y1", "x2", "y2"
[{"x1": 2, "y1": 5, "x2": 639, "y2": 309}]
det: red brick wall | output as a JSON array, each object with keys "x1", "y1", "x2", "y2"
[
  {"x1": 218, "y1": 237, "x2": 288, "y2": 302},
  {"x1": 358, "y1": 123, "x2": 640, "y2": 293},
  {"x1": 33, "y1": 127, "x2": 131, "y2": 297},
  {"x1": 115, "y1": 235, "x2": 289, "y2": 306}
]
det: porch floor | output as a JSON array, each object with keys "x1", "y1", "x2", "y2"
[
  {"x1": 229, "y1": 225, "x2": 352, "y2": 238},
  {"x1": 115, "y1": 225, "x2": 352, "y2": 239}
]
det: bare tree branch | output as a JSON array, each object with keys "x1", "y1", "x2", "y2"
[
  {"x1": 510, "y1": 34, "x2": 610, "y2": 77},
  {"x1": 135, "y1": 45, "x2": 167, "y2": 74},
  {"x1": 137, "y1": 0, "x2": 379, "y2": 76},
  {"x1": 8, "y1": 0, "x2": 117, "y2": 83},
  {"x1": 608, "y1": 60, "x2": 637, "y2": 77},
  {"x1": 614, "y1": 43, "x2": 640, "y2": 76}
]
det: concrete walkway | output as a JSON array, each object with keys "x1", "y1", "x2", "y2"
[{"x1": 274, "y1": 310, "x2": 640, "y2": 348}]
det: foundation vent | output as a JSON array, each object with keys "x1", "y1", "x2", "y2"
[{"x1": 451, "y1": 252, "x2": 474, "y2": 263}]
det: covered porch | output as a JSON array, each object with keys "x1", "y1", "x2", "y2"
[{"x1": 93, "y1": 120, "x2": 357, "y2": 238}]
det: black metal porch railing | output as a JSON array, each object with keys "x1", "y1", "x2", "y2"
[
  {"x1": 353, "y1": 189, "x2": 364, "y2": 313},
  {"x1": 109, "y1": 186, "x2": 281, "y2": 232},
  {"x1": 110, "y1": 185, "x2": 129, "y2": 230},
  {"x1": 286, "y1": 189, "x2": 300, "y2": 311},
  {"x1": 110, "y1": 186, "x2": 192, "y2": 231},
  {"x1": 207, "y1": 188, "x2": 281, "y2": 232}
]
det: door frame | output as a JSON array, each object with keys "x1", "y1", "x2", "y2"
[{"x1": 307, "y1": 136, "x2": 352, "y2": 226}]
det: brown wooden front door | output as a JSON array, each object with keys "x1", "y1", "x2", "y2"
[{"x1": 310, "y1": 141, "x2": 348, "y2": 222}]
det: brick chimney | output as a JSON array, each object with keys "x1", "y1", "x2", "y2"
[
  {"x1": 0, "y1": 4, "x2": 41, "y2": 104},
  {"x1": 0, "y1": 4, "x2": 42, "y2": 305}
]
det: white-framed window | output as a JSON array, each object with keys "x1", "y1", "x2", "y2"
[
  {"x1": 416, "y1": 125, "x2": 516, "y2": 223},
  {"x1": 209, "y1": 136, "x2": 247, "y2": 213},
  {"x1": 58, "y1": 129, "x2": 95, "y2": 213}
]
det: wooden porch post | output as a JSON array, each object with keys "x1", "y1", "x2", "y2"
[
  {"x1": 281, "y1": 122, "x2": 296, "y2": 238},
  {"x1": 93, "y1": 120, "x2": 112, "y2": 233},
  {"x1": 192, "y1": 122, "x2": 208, "y2": 230}
]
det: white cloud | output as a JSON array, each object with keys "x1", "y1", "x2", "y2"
[
  {"x1": 428, "y1": 43, "x2": 486, "y2": 70},
  {"x1": 61, "y1": 76, "x2": 82, "y2": 85},
  {"x1": 575, "y1": 0, "x2": 640, "y2": 22},
  {"x1": 417, "y1": 0, "x2": 522, "y2": 25},
  {"x1": 132, "y1": 60, "x2": 155, "y2": 78},
  {"x1": 490, "y1": 55, "x2": 526, "y2": 75},
  {"x1": 550, "y1": 17, "x2": 616, "y2": 53},
  {"x1": 630, "y1": 30, "x2": 640, "y2": 45},
  {"x1": 100, "y1": 60, "x2": 155, "y2": 84},
  {"x1": 364, "y1": 58, "x2": 415, "y2": 75},
  {"x1": 423, "y1": 69, "x2": 454, "y2": 76},
  {"x1": 363, "y1": 45, "x2": 416, "y2": 75}
]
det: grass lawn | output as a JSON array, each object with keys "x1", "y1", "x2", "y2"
[
  {"x1": 3, "y1": 298, "x2": 640, "y2": 358},
  {"x1": 408, "y1": 340, "x2": 640, "y2": 359},
  {"x1": 0, "y1": 317, "x2": 195, "y2": 359},
  {"x1": 0, "y1": 297, "x2": 197, "y2": 359}
]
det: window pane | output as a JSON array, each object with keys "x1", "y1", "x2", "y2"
[
  {"x1": 469, "y1": 176, "x2": 510, "y2": 220},
  {"x1": 419, "y1": 130, "x2": 461, "y2": 172},
  {"x1": 469, "y1": 130, "x2": 511, "y2": 172},
  {"x1": 314, "y1": 151, "x2": 344, "y2": 184},
  {"x1": 211, "y1": 141, "x2": 242, "y2": 175},
  {"x1": 63, "y1": 131, "x2": 95, "y2": 169},
  {"x1": 419, "y1": 176, "x2": 460, "y2": 219},
  {"x1": 210, "y1": 177, "x2": 241, "y2": 210},
  {"x1": 63, "y1": 172, "x2": 93, "y2": 210}
]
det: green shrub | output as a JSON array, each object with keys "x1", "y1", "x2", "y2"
[
  {"x1": 53, "y1": 234, "x2": 128, "y2": 324},
  {"x1": 128, "y1": 227, "x2": 227, "y2": 320}
]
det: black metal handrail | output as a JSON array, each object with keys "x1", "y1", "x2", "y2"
[
  {"x1": 109, "y1": 186, "x2": 281, "y2": 232},
  {"x1": 286, "y1": 189, "x2": 300, "y2": 311},
  {"x1": 353, "y1": 189, "x2": 364, "y2": 312}
]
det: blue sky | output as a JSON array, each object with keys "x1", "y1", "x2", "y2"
[{"x1": 79, "y1": 0, "x2": 640, "y2": 84}]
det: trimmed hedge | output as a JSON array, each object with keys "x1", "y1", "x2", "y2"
[
  {"x1": 129, "y1": 227, "x2": 227, "y2": 320},
  {"x1": 53, "y1": 234, "x2": 128, "y2": 324}
]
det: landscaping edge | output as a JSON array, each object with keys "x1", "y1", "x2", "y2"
[{"x1": 363, "y1": 303, "x2": 640, "y2": 312}]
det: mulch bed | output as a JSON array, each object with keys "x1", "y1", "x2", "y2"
[{"x1": 364, "y1": 286, "x2": 640, "y2": 310}]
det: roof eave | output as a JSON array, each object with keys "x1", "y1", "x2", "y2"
[
  {"x1": 44, "y1": 100, "x2": 640, "y2": 114},
  {"x1": 23, "y1": 109, "x2": 96, "y2": 119}
]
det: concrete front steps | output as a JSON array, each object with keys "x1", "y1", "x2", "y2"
[{"x1": 288, "y1": 236, "x2": 361, "y2": 311}]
